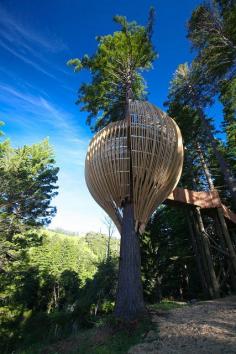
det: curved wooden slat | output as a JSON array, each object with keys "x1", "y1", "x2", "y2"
[{"x1": 85, "y1": 100, "x2": 184, "y2": 233}]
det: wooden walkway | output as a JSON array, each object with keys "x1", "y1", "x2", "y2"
[{"x1": 166, "y1": 187, "x2": 236, "y2": 224}]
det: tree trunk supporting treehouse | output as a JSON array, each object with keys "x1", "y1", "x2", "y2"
[
  {"x1": 114, "y1": 202, "x2": 146, "y2": 320},
  {"x1": 114, "y1": 93, "x2": 146, "y2": 320},
  {"x1": 85, "y1": 100, "x2": 184, "y2": 320}
]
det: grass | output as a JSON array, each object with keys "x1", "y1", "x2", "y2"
[
  {"x1": 12, "y1": 301, "x2": 186, "y2": 354},
  {"x1": 149, "y1": 299, "x2": 187, "y2": 311},
  {"x1": 76, "y1": 317, "x2": 156, "y2": 354},
  {"x1": 16, "y1": 316, "x2": 156, "y2": 354}
]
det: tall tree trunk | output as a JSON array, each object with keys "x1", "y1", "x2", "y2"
[
  {"x1": 196, "y1": 142, "x2": 214, "y2": 190},
  {"x1": 196, "y1": 141, "x2": 236, "y2": 291},
  {"x1": 195, "y1": 207, "x2": 220, "y2": 298},
  {"x1": 186, "y1": 209, "x2": 209, "y2": 298},
  {"x1": 197, "y1": 108, "x2": 236, "y2": 208},
  {"x1": 232, "y1": 230, "x2": 236, "y2": 246},
  {"x1": 106, "y1": 230, "x2": 111, "y2": 261},
  {"x1": 213, "y1": 210, "x2": 236, "y2": 291},
  {"x1": 114, "y1": 89, "x2": 146, "y2": 320},
  {"x1": 114, "y1": 202, "x2": 146, "y2": 320},
  {"x1": 217, "y1": 207, "x2": 236, "y2": 275},
  {"x1": 191, "y1": 208, "x2": 217, "y2": 298},
  {"x1": 197, "y1": 144, "x2": 236, "y2": 291}
]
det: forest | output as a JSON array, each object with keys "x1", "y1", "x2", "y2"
[{"x1": 0, "y1": 1, "x2": 236, "y2": 353}]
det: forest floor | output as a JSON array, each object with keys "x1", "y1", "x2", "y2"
[
  {"x1": 21, "y1": 296, "x2": 236, "y2": 354},
  {"x1": 129, "y1": 296, "x2": 236, "y2": 354}
]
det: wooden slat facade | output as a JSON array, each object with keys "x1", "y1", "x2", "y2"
[{"x1": 85, "y1": 100, "x2": 184, "y2": 233}]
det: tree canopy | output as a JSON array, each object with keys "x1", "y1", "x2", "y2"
[
  {"x1": 0, "y1": 139, "x2": 59, "y2": 238},
  {"x1": 68, "y1": 9, "x2": 157, "y2": 131},
  {"x1": 187, "y1": 0, "x2": 236, "y2": 82},
  {"x1": 187, "y1": 0, "x2": 236, "y2": 179},
  {"x1": 0, "y1": 135, "x2": 59, "y2": 273}
]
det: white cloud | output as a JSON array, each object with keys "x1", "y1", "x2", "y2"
[
  {"x1": 0, "y1": 3, "x2": 71, "y2": 80},
  {"x1": 0, "y1": 3, "x2": 67, "y2": 52},
  {"x1": 0, "y1": 82, "x2": 101, "y2": 235},
  {"x1": 0, "y1": 2, "x2": 106, "y2": 235},
  {"x1": 0, "y1": 83, "x2": 78, "y2": 134},
  {"x1": 50, "y1": 203, "x2": 120, "y2": 237},
  {"x1": 0, "y1": 39, "x2": 58, "y2": 80}
]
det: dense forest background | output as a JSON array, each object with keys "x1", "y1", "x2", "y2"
[{"x1": 0, "y1": 0, "x2": 236, "y2": 353}]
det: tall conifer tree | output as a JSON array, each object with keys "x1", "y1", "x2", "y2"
[{"x1": 68, "y1": 10, "x2": 157, "y2": 320}]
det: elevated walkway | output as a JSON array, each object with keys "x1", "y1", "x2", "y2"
[{"x1": 166, "y1": 188, "x2": 236, "y2": 224}]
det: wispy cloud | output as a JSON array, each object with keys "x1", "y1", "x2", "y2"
[
  {"x1": 0, "y1": 3, "x2": 67, "y2": 52},
  {"x1": 0, "y1": 82, "x2": 90, "y2": 168},
  {"x1": 0, "y1": 3, "x2": 70, "y2": 80},
  {"x1": 0, "y1": 39, "x2": 58, "y2": 80},
  {"x1": 0, "y1": 83, "x2": 80, "y2": 137}
]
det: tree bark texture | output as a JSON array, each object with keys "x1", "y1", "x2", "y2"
[
  {"x1": 196, "y1": 142, "x2": 215, "y2": 191},
  {"x1": 213, "y1": 211, "x2": 236, "y2": 291},
  {"x1": 186, "y1": 209, "x2": 209, "y2": 298},
  {"x1": 191, "y1": 209, "x2": 214, "y2": 297},
  {"x1": 217, "y1": 208, "x2": 236, "y2": 275},
  {"x1": 114, "y1": 202, "x2": 146, "y2": 320},
  {"x1": 191, "y1": 207, "x2": 220, "y2": 298},
  {"x1": 195, "y1": 207, "x2": 220, "y2": 298}
]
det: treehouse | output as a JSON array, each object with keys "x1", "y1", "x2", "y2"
[{"x1": 85, "y1": 100, "x2": 184, "y2": 233}]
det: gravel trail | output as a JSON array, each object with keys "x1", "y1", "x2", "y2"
[{"x1": 129, "y1": 296, "x2": 236, "y2": 354}]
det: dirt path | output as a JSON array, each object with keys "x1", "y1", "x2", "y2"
[{"x1": 129, "y1": 296, "x2": 236, "y2": 354}]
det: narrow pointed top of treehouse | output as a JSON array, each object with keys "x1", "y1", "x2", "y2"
[{"x1": 85, "y1": 99, "x2": 184, "y2": 234}]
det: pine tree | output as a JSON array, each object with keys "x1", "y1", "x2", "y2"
[
  {"x1": 167, "y1": 62, "x2": 236, "y2": 209},
  {"x1": 187, "y1": 1, "x2": 236, "y2": 184}
]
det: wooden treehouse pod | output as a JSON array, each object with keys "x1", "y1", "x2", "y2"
[{"x1": 85, "y1": 100, "x2": 184, "y2": 233}]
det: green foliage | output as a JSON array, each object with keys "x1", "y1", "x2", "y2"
[
  {"x1": 141, "y1": 207, "x2": 202, "y2": 302},
  {"x1": 16, "y1": 316, "x2": 155, "y2": 354},
  {"x1": 0, "y1": 139, "x2": 59, "y2": 239},
  {"x1": 220, "y1": 78, "x2": 236, "y2": 125},
  {"x1": 68, "y1": 10, "x2": 157, "y2": 131},
  {"x1": 84, "y1": 232, "x2": 119, "y2": 261},
  {"x1": 0, "y1": 128, "x2": 123, "y2": 353},
  {"x1": 219, "y1": 78, "x2": 236, "y2": 172},
  {"x1": 2, "y1": 2, "x2": 236, "y2": 352},
  {"x1": 167, "y1": 62, "x2": 213, "y2": 109},
  {"x1": 166, "y1": 60, "x2": 235, "y2": 206},
  {"x1": 150, "y1": 299, "x2": 187, "y2": 311},
  {"x1": 0, "y1": 136, "x2": 59, "y2": 280},
  {"x1": 187, "y1": 1, "x2": 236, "y2": 81},
  {"x1": 187, "y1": 1, "x2": 236, "y2": 164},
  {"x1": 75, "y1": 317, "x2": 155, "y2": 354},
  {"x1": 78, "y1": 258, "x2": 118, "y2": 318},
  {"x1": 0, "y1": 121, "x2": 4, "y2": 137},
  {"x1": 0, "y1": 229, "x2": 120, "y2": 353}
]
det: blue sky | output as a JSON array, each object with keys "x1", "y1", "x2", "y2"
[{"x1": 0, "y1": 0, "x2": 222, "y2": 235}]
